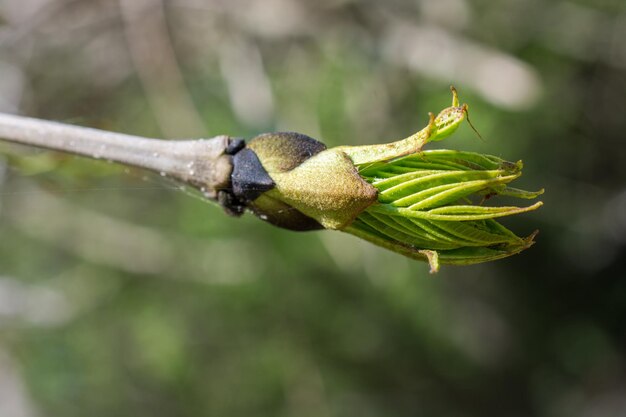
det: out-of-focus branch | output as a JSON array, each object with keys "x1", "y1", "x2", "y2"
[
  {"x1": 0, "y1": 112, "x2": 232, "y2": 198},
  {"x1": 118, "y1": 0, "x2": 207, "y2": 138}
]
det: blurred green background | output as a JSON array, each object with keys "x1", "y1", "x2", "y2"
[{"x1": 0, "y1": 0, "x2": 625, "y2": 416}]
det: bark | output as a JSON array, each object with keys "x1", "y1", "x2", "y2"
[{"x1": 0, "y1": 112, "x2": 233, "y2": 198}]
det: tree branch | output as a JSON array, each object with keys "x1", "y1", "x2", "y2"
[{"x1": 0, "y1": 112, "x2": 233, "y2": 198}]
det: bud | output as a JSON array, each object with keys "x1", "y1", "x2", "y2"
[{"x1": 229, "y1": 88, "x2": 543, "y2": 272}]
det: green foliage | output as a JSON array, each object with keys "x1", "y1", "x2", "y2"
[
  {"x1": 353, "y1": 149, "x2": 542, "y2": 269},
  {"x1": 342, "y1": 93, "x2": 543, "y2": 271}
]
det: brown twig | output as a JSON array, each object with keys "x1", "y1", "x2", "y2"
[{"x1": 0, "y1": 112, "x2": 232, "y2": 198}]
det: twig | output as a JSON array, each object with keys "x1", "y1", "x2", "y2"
[{"x1": 0, "y1": 112, "x2": 232, "y2": 198}]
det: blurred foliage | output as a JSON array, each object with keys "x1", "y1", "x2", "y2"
[{"x1": 0, "y1": 0, "x2": 626, "y2": 416}]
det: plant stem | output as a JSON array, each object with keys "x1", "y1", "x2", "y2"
[{"x1": 0, "y1": 112, "x2": 233, "y2": 198}]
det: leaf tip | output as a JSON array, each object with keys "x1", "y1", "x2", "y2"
[{"x1": 419, "y1": 250, "x2": 440, "y2": 274}]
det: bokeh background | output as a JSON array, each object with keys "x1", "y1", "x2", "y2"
[{"x1": 1, "y1": 0, "x2": 625, "y2": 416}]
